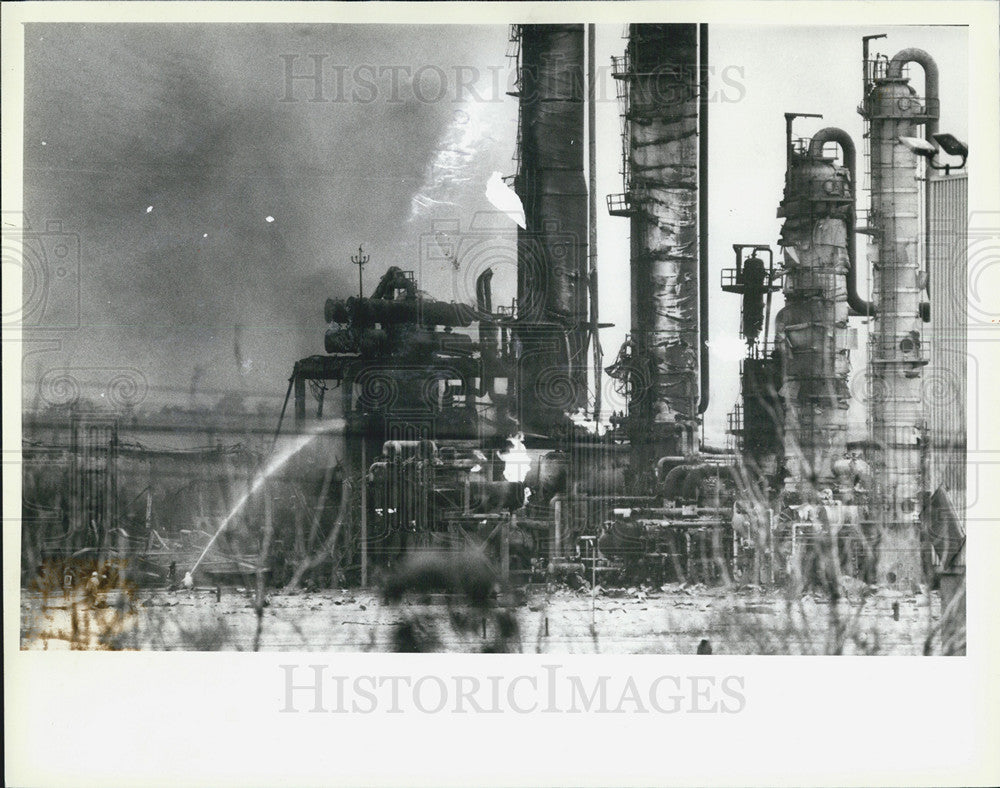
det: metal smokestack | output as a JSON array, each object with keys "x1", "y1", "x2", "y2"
[
  {"x1": 512, "y1": 24, "x2": 589, "y2": 433},
  {"x1": 861, "y1": 45, "x2": 939, "y2": 586}
]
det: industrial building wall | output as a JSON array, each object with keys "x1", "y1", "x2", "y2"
[{"x1": 926, "y1": 172, "x2": 967, "y2": 515}]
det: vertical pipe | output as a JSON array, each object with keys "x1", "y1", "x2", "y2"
[
  {"x1": 111, "y1": 422, "x2": 118, "y2": 561},
  {"x1": 256, "y1": 479, "x2": 273, "y2": 617},
  {"x1": 293, "y1": 373, "x2": 306, "y2": 430},
  {"x1": 273, "y1": 375, "x2": 294, "y2": 447},
  {"x1": 887, "y1": 50, "x2": 939, "y2": 302},
  {"x1": 360, "y1": 437, "x2": 368, "y2": 587},
  {"x1": 552, "y1": 495, "x2": 563, "y2": 559},
  {"x1": 590, "y1": 537, "x2": 596, "y2": 627},
  {"x1": 588, "y1": 23, "x2": 601, "y2": 421},
  {"x1": 809, "y1": 128, "x2": 876, "y2": 317},
  {"x1": 698, "y1": 24, "x2": 710, "y2": 415},
  {"x1": 698, "y1": 23, "x2": 711, "y2": 415},
  {"x1": 502, "y1": 515, "x2": 511, "y2": 582}
]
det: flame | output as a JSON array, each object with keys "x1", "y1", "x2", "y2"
[
  {"x1": 499, "y1": 432, "x2": 531, "y2": 483},
  {"x1": 568, "y1": 408, "x2": 609, "y2": 436}
]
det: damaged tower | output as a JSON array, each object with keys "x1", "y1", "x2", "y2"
[
  {"x1": 511, "y1": 24, "x2": 590, "y2": 435},
  {"x1": 775, "y1": 120, "x2": 856, "y2": 497},
  {"x1": 608, "y1": 23, "x2": 706, "y2": 464}
]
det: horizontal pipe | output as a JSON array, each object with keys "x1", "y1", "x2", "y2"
[{"x1": 629, "y1": 507, "x2": 730, "y2": 516}]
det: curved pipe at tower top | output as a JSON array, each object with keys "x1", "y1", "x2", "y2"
[
  {"x1": 887, "y1": 48, "x2": 939, "y2": 140},
  {"x1": 887, "y1": 47, "x2": 940, "y2": 300},
  {"x1": 807, "y1": 127, "x2": 855, "y2": 176},
  {"x1": 808, "y1": 127, "x2": 876, "y2": 317}
]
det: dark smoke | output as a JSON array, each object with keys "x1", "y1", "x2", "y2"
[{"x1": 23, "y1": 24, "x2": 514, "y2": 410}]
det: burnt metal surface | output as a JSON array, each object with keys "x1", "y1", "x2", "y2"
[
  {"x1": 513, "y1": 24, "x2": 589, "y2": 431},
  {"x1": 775, "y1": 124, "x2": 855, "y2": 495},
  {"x1": 613, "y1": 23, "x2": 701, "y2": 459},
  {"x1": 303, "y1": 266, "x2": 503, "y2": 440}
]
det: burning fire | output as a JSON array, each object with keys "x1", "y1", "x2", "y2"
[{"x1": 499, "y1": 432, "x2": 531, "y2": 484}]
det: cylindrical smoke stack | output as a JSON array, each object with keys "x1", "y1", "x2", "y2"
[
  {"x1": 513, "y1": 24, "x2": 589, "y2": 430},
  {"x1": 775, "y1": 128, "x2": 855, "y2": 495},
  {"x1": 863, "y1": 48, "x2": 939, "y2": 586},
  {"x1": 625, "y1": 23, "x2": 701, "y2": 457}
]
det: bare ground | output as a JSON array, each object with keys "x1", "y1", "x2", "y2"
[{"x1": 20, "y1": 583, "x2": 944, "y2": 654}]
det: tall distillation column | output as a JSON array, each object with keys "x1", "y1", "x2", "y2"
[
  {"x1": 512, "y1": 24, "x2": 589, "y2": 435},
  {"x1": 861, "y1": 48, "x2": 938, "y2": 586},
  {"x1": 609, "y1": 24, "x2": 701, "y2": 463},
  {"x1": 775, "y1": 124, "x2": 855, "y2": 496}
]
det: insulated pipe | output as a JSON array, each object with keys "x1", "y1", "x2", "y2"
[
  {"x1": 809, "y1": 128, "x2": 876, "y2": 317},
  {"x1": 588, "y1": 23, "x2": 602, "y2": 422},
  {"x1": 888, "y1": 48, "x2": 939, "y2": 298},
  {"x1": 661, "y1": 464, "x2": 691, "y2": 499},
  {"x1": 656, "y1": 455, "x2": 688, "y2": 480},
  {"x1": 628, "y1": 507, "x2": 730, "y2": 518},
  {"x1": 698, "y1": 23, "x2": 710, "y2": 415},
  {"x1": 476, "y1": 269, "x2": 497, "y2": 399},
  {"x1": 887, "y1": 49, "x2": 939, "y2": 139}
]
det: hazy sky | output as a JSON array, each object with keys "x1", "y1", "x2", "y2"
[
  {"x1": 22, "y1": 23, "x2": 968, "y2": 439},
  {"x1": 597, "y1": 24, "x2": 968, "y2": 440}
]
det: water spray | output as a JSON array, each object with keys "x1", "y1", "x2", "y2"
[{"x1": 181, "y1": 424, "x2": 335, "y2": 586}]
